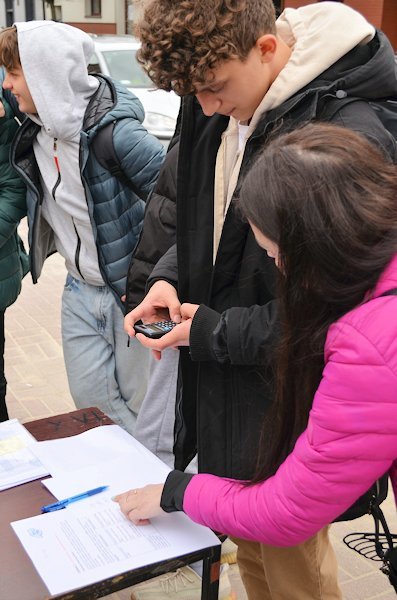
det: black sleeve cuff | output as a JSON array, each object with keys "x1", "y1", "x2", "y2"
[
  {"x1": 189, "y1": 304, "x2": 221, "y2": 362},
  {"x1": 160, "y1": 470, "x2": 195, "y2": 513}
]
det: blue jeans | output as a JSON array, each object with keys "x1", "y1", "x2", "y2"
[{"x1": 61, "y1": 274, "x2": 151, "y2": 435}]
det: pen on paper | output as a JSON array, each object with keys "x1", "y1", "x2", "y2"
[{"x1": 41, "y1": 485, "x2": 109, "y2": 513}]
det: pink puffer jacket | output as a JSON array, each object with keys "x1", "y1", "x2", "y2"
[{"x1": 183, "y1": 254, "x2": 397, "y2": 546}]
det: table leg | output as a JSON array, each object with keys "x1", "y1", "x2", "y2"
[{"x1": 201, "y1": 544, "x2": 221, "y2": 599}]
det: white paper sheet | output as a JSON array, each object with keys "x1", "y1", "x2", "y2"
[
  {"x1": 42, "y1": 452, "x2": 169, "y2": 501},
  {"x1": 12, "y1": 483, "x2": 219, "y2": 596},
  {"x1": 12, "y1": 424, "x2": 220, "y2": 596},
  {"x1": 29, "y1": 425, "x2": 158, "y2": 477},
  {"x1": 0, "y1": 419, "x2": 49, "y2": 490},
  {"x1": 30, "y1": 424, "x2": 171, "y2": 500}
]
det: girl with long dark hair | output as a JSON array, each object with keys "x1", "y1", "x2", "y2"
[{"x1": 115, "y1": 122, "x2": 397, "y2": 548}]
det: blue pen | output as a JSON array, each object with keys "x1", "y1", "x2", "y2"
[{"x1": 41, "y1": 485, "x2": 109, "y2": 513}]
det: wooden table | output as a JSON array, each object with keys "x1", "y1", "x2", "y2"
[{"x1": 0, "y1": 408, "x2": 221, "y2": 600}]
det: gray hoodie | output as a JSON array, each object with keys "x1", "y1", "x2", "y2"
[{"x1": 15, "y1": 20, "x2": 103, "y2": 284}]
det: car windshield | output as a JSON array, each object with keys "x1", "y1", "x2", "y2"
[{"x1": 101, "y1": 50, "x2": 153, "y2": 88}]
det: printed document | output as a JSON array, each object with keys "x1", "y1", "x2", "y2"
[
  {"x1": 11, "y1": 425, "x2": 220, "y2": 596},
  {"x1": 0, "y1": 419, "x2": 48, "y2": 490},
  {"x1": 12, "y1": 493, "x2": 219, "y2": 596}
]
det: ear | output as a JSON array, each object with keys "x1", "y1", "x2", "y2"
[{"x1": 255, "y1": 34, "x2": 277, "y2": 63}]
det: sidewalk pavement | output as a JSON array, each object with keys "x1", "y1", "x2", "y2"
[{"x1": 4, "y1": 221, "x2": 397, "y2": 599}]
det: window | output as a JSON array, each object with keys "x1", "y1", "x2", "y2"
[
  {"x1": 85, "y1": 0, "x2": 102, "y2": 17},
  {"x1": 5, "y1": 0, "x2": 13, "y2": 27},
  {"x1": 25, "y1": 0, "x2": 35, "y2": 21}
]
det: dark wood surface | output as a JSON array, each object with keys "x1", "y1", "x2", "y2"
[
  {"x1": 0, "y1": 408, "x2": 220, "y2": 600},
  {"x1": 24, "y1": 407, "x2": 114, "y2": 441}
]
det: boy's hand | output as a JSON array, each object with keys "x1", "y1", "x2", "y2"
[
  {"x1": 124, "y1": 280, "x2": 182, "y2": 337},
  {"x1": 0, "y1": 101, "x2": 5, "y2": 118},
  {"x1": 180, "y1": 303, "x2": 200, "y2": 320},
  {"x1": 132, "y1": 303, "x2": 200, "y2": 359},
  {"x1": 135, "y1": 319, "x2": 192, "y2": 359}
]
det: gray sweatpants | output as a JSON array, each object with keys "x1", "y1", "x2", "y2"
[
  {"x1": 134, "y1": 348, "x2": 179, "y2": 468},
  {"x1": 134, "y1": 347, "x2": 198, "y2": 473}
]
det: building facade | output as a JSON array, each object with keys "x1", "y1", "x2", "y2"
[
  {"x1": 0, "y1": 1, "x2": 395, "y2": 51},
  {"x1": 0, "y1": 1, "x2": 126, "y2": 34},
  {"x1": 282, "y1": 0, "x2": 397, "y2": 50},
  {"x1": 0, "y1": 1, "x2": 44, "y2": 27},
  {"x1": 43, "y1": 0, "x2": 126, "y2": 34}
]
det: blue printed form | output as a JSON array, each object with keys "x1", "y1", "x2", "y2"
[{"x1": 0, "y1": 419, "x2": 49, "y2": 490}]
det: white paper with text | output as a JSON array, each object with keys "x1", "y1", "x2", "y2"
[{"x1": 12, "y1": 494, "x2": 219, "y2": 596}]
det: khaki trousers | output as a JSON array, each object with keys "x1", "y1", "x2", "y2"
[{"x1": 231, "y1": 527, "x2": 342, "y2": 600}]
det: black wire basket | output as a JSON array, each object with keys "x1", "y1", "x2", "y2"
[
  {"x1": 343, "y1": 532, "x2": 397, "y2": 562},
  {"x1": 343, "y1": 528, "x2": 397, "y2": 593}
]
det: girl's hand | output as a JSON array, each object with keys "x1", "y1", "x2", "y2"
[{"x1": 113, "y1": 484, "x2": 165, "y2": 525}]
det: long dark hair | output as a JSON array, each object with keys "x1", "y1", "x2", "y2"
[{"x1": 238, "y1": 122, "x2": 397, "y2": 482}]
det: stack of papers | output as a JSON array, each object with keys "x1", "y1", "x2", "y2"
[
  {"x1": 0, "y1": 419, "x2": 49, "y2": 490},
  {"x1": 10, "y1": 424, "x2": 220, "y2": 596}
]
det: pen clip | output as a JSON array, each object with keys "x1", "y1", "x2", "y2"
[{"x1": 41, "y1": 503, "x2": 67, "y2": 513}]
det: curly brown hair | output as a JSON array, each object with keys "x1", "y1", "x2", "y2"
[
  {"x1": 136, "y1": 0, "x2": 276, "y2": 95},
  {"x1": 0, "y1": 26, "x2": 20, "y2": 71}
]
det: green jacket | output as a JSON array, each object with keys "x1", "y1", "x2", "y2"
[{"x1": 0, "y1": 92, "x2": 27, "y2": 311}]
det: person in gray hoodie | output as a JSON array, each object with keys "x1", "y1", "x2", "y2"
[{"x1": 0, "y1": 21, "x2": 165, "y2": 434}]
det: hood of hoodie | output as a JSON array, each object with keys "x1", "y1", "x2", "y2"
[
  {"x1": 15, "y1": 20, "x2": 100, "y2": 140},
  {"x1": 248, "y1": 1, "x2": 397, "y2": 130},
  {"x1": 216, "y1": 2, "x2": 397, "y2": 245}
]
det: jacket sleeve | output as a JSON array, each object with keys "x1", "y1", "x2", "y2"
[
  {"x1": 189, "y1": 301, "x2": 279, "y2": 365},
  {"x1": 181, "y1": 320, "x2": 397, "y2": 546},
  {"x1": 114, "y1": 116, "x2": 166, "y2": 201},
  {"x1": 125, "y1": 142, "x2": 178, "y2": 311},
  {"x1": 0, "y1": 96, "x2": 26, "y2": 250},
  {"x1": 146, "y1": 243, "x2": 178, "y2": 291}
]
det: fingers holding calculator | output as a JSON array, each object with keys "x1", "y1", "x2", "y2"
[
  {"x1": 133, "y1": 320, "x2": 177, "y2": 339},
  {"x1": 133, "y1": 319, "x2": 192, "y2": 355}
]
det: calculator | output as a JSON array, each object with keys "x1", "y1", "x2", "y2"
[{"x1": 133, "y1": 320, "x2": 177, "y2": 339}]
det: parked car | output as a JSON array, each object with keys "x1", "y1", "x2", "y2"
[{"x1": 88, "y1": 34, "x2": 180, "y2": 141}]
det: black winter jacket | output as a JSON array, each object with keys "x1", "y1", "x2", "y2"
[
  {"x1": 149, "y1": 31, "x2": 397, "y2": 480},
  {"x1": 125, "y1": 141, "x2": 178, "y2": 312}
]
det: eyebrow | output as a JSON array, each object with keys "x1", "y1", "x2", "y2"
[{"x1": 195, "y1": 79, "x2": 225, "y2": 93}]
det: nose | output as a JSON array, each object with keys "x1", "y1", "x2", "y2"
[
  {"x1": 195, "y1": 92, "x2": 221, "y2": 117},
  {"x1": 2, "y1": 74, "x2": 11, "y2": 90}
]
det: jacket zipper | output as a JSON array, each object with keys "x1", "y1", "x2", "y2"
[
  {"x1": 53, "y1": 137, "x2": 84, "y2": 280},
  {"x1": 52, "y1": 138, "x2": 61, "y2": 201},
  {"x1": 73, "y1": 221, "x2": 84, "y2": 280}
]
